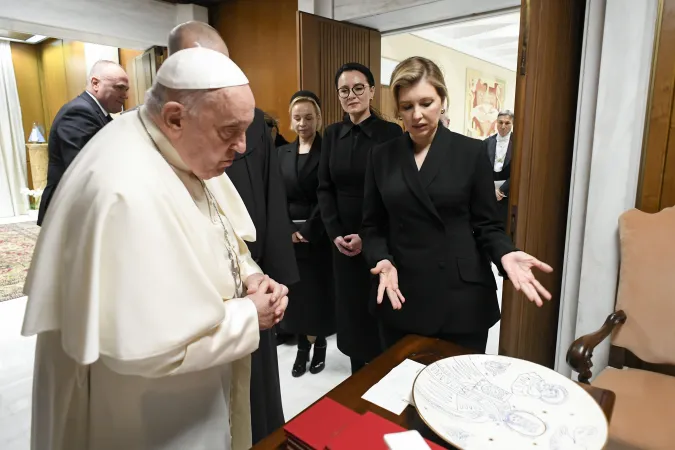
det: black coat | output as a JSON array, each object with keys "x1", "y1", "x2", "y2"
[
  {"x1": 485, "y1": 133, "x2": 513, "y2": 226},
  {"x1": 226, "y1": 108, "x2": 299, "y2": 445},
  {"x1": 361, "y1": 126, "x2": 516, "y2": 336},
  {"x1": 317, "y1": 115, "x2": 402, "y2": 361},
  {"x1": 277, "y1": 135, "x2": 335, "y2": 336},
  {"x1": 38, "y1": 92, "x2": 111, "y2": 225},
  {"x1": 485, "y1": 133, "x2": 513, "y2": 194}
]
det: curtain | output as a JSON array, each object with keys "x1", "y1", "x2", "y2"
[{"x1": 0, "y1": 41, "x2": 29, "y2": 218}]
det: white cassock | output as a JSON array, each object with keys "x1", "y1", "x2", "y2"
[{"x1": 22, "y1": 105, "x2": 262, "y2": 450}]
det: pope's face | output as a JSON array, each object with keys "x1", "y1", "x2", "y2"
[{"x1": 171, "y1": 85, "x2": 255, "y2": 179}]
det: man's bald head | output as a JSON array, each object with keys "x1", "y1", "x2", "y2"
[
  {"x1": 86, "y1": 60, "x2": 129, "y2": 113},
  {"x1": 168, "y1": 21, "x2": 229, "y2": 57}
]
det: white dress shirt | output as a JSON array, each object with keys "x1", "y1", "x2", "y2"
[
  {"x1": 85, "y1": 90, "x2": 110, "y2": 117},
  {"x1": 494, "y1": 132, "x2": 511, "y2": 172}
]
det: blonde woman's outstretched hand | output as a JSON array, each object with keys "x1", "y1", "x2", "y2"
[
  {"x1": 371, "y1": 260, "x2": 405, "y2": 310},
  {"x1": 501, "y1": 251, "x2": 554, "y2": 307}
]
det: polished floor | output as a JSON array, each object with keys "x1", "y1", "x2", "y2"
[{"x1": 0, "y1": 213, "x2": 502, "y2": 448}]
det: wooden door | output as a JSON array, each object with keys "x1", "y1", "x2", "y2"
[
  {"x1": 638, "y1": 0, "x2": 675, "y2": 212},
  {"x1": 121, "y1": 46, "x2": 167, "y2": 110},
  {"x1": 499, "y1": 0, "x2": 587, "y2": 367},
  {"x1": 298, "y1": 12, "x2": 382, "y2": 127}
]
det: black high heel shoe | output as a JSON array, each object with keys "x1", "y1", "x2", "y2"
[
  {"x1": 292, "y1": 348, "x2": 310, "y2": 377},
  {"x1": 309, "y1": 343, "x2": 327, "y2": 374}
]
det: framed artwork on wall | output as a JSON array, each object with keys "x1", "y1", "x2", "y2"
[{"x1": 465, "y1": 68, "x2": 506, "y2": 138}]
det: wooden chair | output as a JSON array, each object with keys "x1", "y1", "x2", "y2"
[{"x1": 567, "y1": 207, "x2": 675, "y2": 450}]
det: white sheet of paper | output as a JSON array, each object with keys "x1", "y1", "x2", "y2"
[
  {"x1": 361, "y1": 359, "x2": 427, "y2": 415},
  {"x1": 494, "y1": 180, "x2": 505, "y2": 189},
  {"x1": 384, "y1": 430, "x2": 432, "y2": 450}
]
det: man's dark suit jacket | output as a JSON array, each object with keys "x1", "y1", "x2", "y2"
[
  {"x1": 38, "y1": 92, "x2": 111, "y2": 225},
  {"x1": 485, "y1": 133, "x2": 513, "y2": 195},
  {"x1": 361, "y1": 126, "x2": 516, "y2": 335}
]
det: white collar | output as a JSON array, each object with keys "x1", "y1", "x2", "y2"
[
  {"x1": 496, "y1": 132, "x2": 511, "y2": 142},
  {"x1": 85, "y1": 91, "x2": 109, "y2": 116}
]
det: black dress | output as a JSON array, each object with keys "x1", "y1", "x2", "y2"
[
  {"x1": 317, "y1": 115, "x2": 402, "y2": 363},
  {"x1": 226, "y1": 108, "x2": 300, "y2": 444},
  {"x1": 278, "y1": 135, "x2": 335, "y2": 336}
]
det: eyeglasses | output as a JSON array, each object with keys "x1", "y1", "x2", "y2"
[{"x1": 337, "y1": 84, "x2": 369, "y2": 99}]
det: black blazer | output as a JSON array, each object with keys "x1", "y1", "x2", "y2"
[
  {"x1": 361, "y1": 125, "x2": 516, "y2": 334},
  {"x1": 485, "y1": 133, "x2": 513, "y2": 195},
  {"x1": 317, "y1": 115, "x2": 403, "y2": 241},
  {"x1": 38, "y1": 92, "x2": 111, "y2": 225},
  {"x1": 277, "y1": 134, "x2": 325, "y2": 243}
]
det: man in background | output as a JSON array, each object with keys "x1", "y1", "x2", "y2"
[
  {"x1": 168, "y1": 22, "x2": 299, "y2": 445},
  {"x1": 263, "y1": 112, "x2": 290, "y2": 148},
  {"x1": 38, "y1": 60, "x2": 129, "y2": 225},
  {"x1": 485, "y1": 109, "x2": 514, "y2": 227}
]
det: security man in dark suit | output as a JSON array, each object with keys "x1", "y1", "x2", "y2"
[
  {"x1": 38, "y1": 61, "x2": 129, "y2": 225},
  {"x1": 484, "y1": 110, "x2": 514, "y2": 227}
]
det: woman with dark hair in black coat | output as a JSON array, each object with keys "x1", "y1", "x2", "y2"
[{"x1": 317, "y1": 63, "x2": 403, "y2": 373}]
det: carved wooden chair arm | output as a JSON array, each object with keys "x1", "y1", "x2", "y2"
[{"x1": 566, "y1": 310, "x2": 627, "y2": 384}]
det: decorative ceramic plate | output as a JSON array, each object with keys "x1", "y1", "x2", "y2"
[{"x1": 412, "y1": 355, "x2": 608, "y2": 450}]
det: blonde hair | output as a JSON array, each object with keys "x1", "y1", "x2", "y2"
[
  {"x1": 389, "y1": 56, "x2": 448, "y2": 117},
  {"x1": 289, "y1": 96, "x2": 323, "y2": 132}
]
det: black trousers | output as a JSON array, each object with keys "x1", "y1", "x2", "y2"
[{"x1": 378, "y1": 321, "x2": 489, "y2": 354}]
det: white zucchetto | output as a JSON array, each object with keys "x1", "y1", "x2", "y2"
[{"x1": 156, "y1": 47, "x2": 249, "y2": 90}]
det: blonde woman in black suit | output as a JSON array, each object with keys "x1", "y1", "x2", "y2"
[{"x1": 361, "y1": 57, "x2": 553, "y2": 352}]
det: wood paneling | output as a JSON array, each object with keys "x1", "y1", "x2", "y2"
[
  {"x1": 10, "y1": 43, "x2": 46, "y2": 141},
  {"x1": 499, "y1": 0, "x2": 586, "y2": 368},
  {"x1": 212, "y1": 0, "x2": 299, "y2": 137},
  {"x1": 119, "y1": 48, "x2": 144, "y2": 110},
  {"x1": 62, "y1": 41, "x2": 87, "y2": 101},
  {"x1": 298, "y1": 12, "x2": 381, "y2": 128},
  {"x1": 638, "y1": 0, "x2": 675, "y2": 212},
  {"x1": 39, "y1": 39, "x2": 69, "y2": 135}
]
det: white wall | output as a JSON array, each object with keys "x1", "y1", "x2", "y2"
[
  {"x1": 0, "y1": 0, "x2": 208, "y2": 50},
  {"x1": 84, "y1": 44, "x2": 120, "y2": 76},
  {"x1": 299, "y1": 0, "x2": 334, "y2": 18},
  {"x1": 342, "y1": 0, "x2": 520, "y2": 33},
  {"x1": 381, "y1": 33, "x2": 516, "y2": 136},
  {"x1": 555, "y1": 0, "x2": 659, "y2": 378}
]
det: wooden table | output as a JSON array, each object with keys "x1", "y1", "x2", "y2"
[{"x1": 253, "y1": 335, "x2": 616, "y2": 449}]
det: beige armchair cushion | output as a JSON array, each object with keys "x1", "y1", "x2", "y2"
[
  {"x1": 594, "y1": 367, "x2": 675, "y2": 450},
  {"x1": 612, "y1": 207, "x2": 675, "y2": 365}
]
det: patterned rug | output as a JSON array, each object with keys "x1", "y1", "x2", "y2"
[{"x1": 0, "y1": 222, "x2": 40, "y2": 302}]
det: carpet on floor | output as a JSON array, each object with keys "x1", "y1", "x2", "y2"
[{"x1": 0, "y1": 222, "x2": 39, "y2": 302}]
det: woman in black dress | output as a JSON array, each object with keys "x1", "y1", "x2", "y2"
[
  {"x1": 317, "y1": 63, "x2": 403, "y2": 373},
  {"x1": 278, "y1": 91, "x2": 335, "y2": 377},
  {"x1": 361, "y1": 56, "x2": 553, "y2": 352}
]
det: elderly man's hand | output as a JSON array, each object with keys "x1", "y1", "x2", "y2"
[
  {"x1": 247, "y1": 277, "x2": 289, "y2": 329},
  {"x1": 246, "y1": 274, "x2": 289, "y2": 326}
]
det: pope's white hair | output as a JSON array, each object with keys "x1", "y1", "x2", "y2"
[{"x1": 144, "y1": 83, "x2": 214, "y2": 117}]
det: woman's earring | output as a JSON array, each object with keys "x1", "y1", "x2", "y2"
[{"x1": 441, "y1": 108, "x2": 446, "y2": 114}]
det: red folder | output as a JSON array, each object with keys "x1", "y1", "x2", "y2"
[
  {"x1": 325, "y1": 411, "x2": 447, "y2": 450},
  {"x1": 283, "y1": 398, "x2": 361, "y2": 449}
]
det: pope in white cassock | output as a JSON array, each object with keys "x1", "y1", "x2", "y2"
[{"x1": 21, "y1": 47, "x2": 290, "y2": 450}]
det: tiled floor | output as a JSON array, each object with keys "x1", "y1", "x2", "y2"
[
  {"x1": 0, "y1": 297, "x2": 36, "y2": 450},
  {"x1": 0, "y1": 212, "x2": 503, "y2": 447}
]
